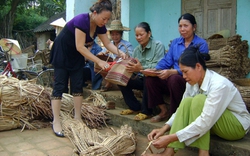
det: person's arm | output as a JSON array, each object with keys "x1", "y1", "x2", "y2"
[
  {"x1": 155, "y1": 41, "x2": 175, "y2": 70},
  {"x1": 75, "y1": 28, "x2": 100, "y2": 63},
  {"x1": 75, "y1": 28, "x2": 108, "y2": 70},
  {"x1": 98, "y1": 33, "x2": 126, "y2": 59}
]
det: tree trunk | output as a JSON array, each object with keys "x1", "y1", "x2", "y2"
[{"x1": 0, "y1": 0, "x2": 20, "y2": 38}]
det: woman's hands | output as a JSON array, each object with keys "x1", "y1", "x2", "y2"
[
  {"x1": 146, "y1": 124, "x2": 175, "y2": 149},
  {"x1": 118, "y1": 51, "x2": 128, "y2": 59},
  {"x1": 126, "y1": 58, "x2": 142, "y2": 73},
  {"x1": 158, "y1": 69, "x2": 178, "y2": 79},
  {"x1": 97, "y1": 60, "x2": 110, "y2": 70},
  {"x1": 147, "y1": 127, "x2": 166, "y2": 141},
  {"x1": 151, "y1": 134, "x2": 177, "y2": 149}
]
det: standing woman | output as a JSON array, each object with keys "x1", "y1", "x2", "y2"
[
  {"x1": 119, "y1": 22, "x2": 165, "y2": 121},
  {"x1": 145, "y1": 13, "x2": 209, "y2": 122},
  {"x1": 98, "y1": 20, "x2": 134, "y2": 91},
  {"x1": 144, "y1": 46, "x2": 250, "y2": 156},
  {"x1": 50, "y1": 0, "x2": 127, "y2": 137}
]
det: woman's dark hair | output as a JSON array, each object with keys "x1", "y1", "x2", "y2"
[
  {"x1": 178, "y1": 13, "x2": 197, "y2": 26},
  {"x1": 90, "y1": 0, "x2": 112, "y2": 14},
  {"x1": 135, "y1": 22, "x2": 151, "y2": 33},
  {"x1": 135, "y1": 22, "x2": 152, "y2": 37},
  {"x1": 179, "y1": 46, "x2": 210, "y2": 70}
]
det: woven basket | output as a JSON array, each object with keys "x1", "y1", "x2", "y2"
[{"x1": 105, "y1": 43, "x2": 135, "y2": 86}]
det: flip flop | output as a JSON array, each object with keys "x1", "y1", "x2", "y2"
[
  {"x1": 134, "y1": 113, "x2": 151, "y2": 121},
  {"x1": 150, "y1": 115, "x2": 167, "y2": 123},
  {"x1": 120, "y1": 109, "x2": 139, "y2": 115}
]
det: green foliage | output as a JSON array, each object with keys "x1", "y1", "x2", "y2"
[
  {"x1": 0, "y1": 0, "x2": 66, "y2": 47},
  {"x1": 35, "y1": 0, "x2": 66, "y2": 18},
  {"x1": 14, "y1": 10, "x2": 47, "y2": 32},
  {"x1": 0, "y1": 5, "x2": 10, "y2": 19}
]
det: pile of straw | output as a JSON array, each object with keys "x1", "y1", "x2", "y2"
[
  {"x1": 232, "y1": 79, "x2": 250, "y2": 111},
  {"x1": 206, "y1": 35, "x2": 250, "y2": 80},
  {"x1": 61, "y1": 93, "x2": 109, "y2": 129},
  {"x1": 0, "y1": 75, "x2": 52, "y2": 131},
  {"x1": 62, "y1": 113, "x2": 136, "y2": 156},
  {"x1": 206, "y1": 35, "x2": 250, "y2": 111},
  {"x1": 0, "y1": 75, "x2": 109, "y2": 131}
]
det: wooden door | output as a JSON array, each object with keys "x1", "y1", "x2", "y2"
[{"x1": 182, "y1": 0, "x2": 236, "y2": 39}]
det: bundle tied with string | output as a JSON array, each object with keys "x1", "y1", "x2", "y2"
[
  {"x1": 105, "y1": 43, "x2": 136, "y2": 86},
  {"x1": 61, "y1": 114, "x2": 136, "y2": 156}
]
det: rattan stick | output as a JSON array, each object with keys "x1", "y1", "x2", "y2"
[{"x1": 141, "y1": 141, "x2": 153, "y2": 155}]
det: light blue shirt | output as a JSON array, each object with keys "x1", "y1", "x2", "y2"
[
  {"x1": 166, "y1": 69, "x2": 250, "y2": 145},
  {"x1": 102, "y1": 39, "x2": 133, "y2": 59},
  {"x1": 156, "y1": 35, "x2": 209, "y2": 75}
]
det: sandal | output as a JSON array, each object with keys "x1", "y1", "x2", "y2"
[
  {"x1": 150, "y1": 115, "x2": 167, "y2": 123},
  {"x1": 120, "y1": 109, "x2": 138, "y2": 115},
  {"x1": 134, "y1": 113, "x2": 150, "y2": 121}
]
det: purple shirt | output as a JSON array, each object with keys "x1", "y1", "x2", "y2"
[
  {"x1": 156, "y1": 35, "x2": 209, "y2": 75},
  {"x1": 66, "y1": 13, "x2": 107, "y2": 43}
]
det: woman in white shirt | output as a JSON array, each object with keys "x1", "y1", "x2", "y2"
[{"x1": 143, "y1": 46, "x2": 250, "y2": 156}]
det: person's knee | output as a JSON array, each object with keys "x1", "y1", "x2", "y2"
[
  {"x1": 191, "y1": 94, "x2": 206, "y2": 109},
  {"x1": 180, "y1": 97, "x2": 193, "y2": 109},
  {"x1": 167, "y1": 75, "x2": 184, "y2": 87},
  {"x1": 145, "y1": 76, "x2": 157, "y2": 85}
]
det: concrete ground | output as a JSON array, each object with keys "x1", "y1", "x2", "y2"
[{"x1": 0, "y1": 125, "x2": 197, "y2": 156}]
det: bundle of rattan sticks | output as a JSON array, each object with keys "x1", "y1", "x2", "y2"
[
  {"x1": 62, "y1": 112, "x2": 136, "y2": 156},
  {"x1": 0, "y1": 75, "x2": 109, "y2": 131}
]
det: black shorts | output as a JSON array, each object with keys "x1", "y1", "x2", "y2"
[{"x1": 52, "y1": 67, "x2": 84, "y2": 98}]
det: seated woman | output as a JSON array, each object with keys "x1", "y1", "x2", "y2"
[
  {"x1": 143, "y1": 46, "x2": 250, "y2": 156},
  {"x1": 97, "y1": 20, "x2": 133, "y2": 91},
  {"x1": 119, "y1": 22, "x2": 165, "y2": 121},
  {"x1": 145, "y1": 13, "x2": 209, "y2": 122}
]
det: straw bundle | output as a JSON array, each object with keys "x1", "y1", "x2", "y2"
[
  {"x1": 61, "y1": 92, "x2": 109, "y2": 129},
  {"x1": 0, "y1": 75, "x2": 53, "y2": 131},
  {"x1": 206, "y1": 35, "x2": 250, "y2": 80},
  {"x1": 232, "y1": 79, "x2": 250, "y2": 111},
  {"x1": 207, "y1": 34, "x2": 242, "y2": 50},
  {"x1": 0, "y1": 75, "x2": 109, "y2": 131},
  {"x1": 62, "y1": 113, "x2": 136, "y2": 156},
  {"x1": 0, "y1": 116, "x2": 19, "y2": 131},
  {"x1": 85, "y1": 90, "x2": 108, "y2": 108}
]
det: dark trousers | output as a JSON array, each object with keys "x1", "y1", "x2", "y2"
[
  {"x1": 52, "y1": 67, "x2": 84, "y2": 97},
  {"x1": 118, "y1": 75, "x2": 152, "y2": 115},
  {"x1": 146, "y1": 74, "x2": 186, "y2": 115}
]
